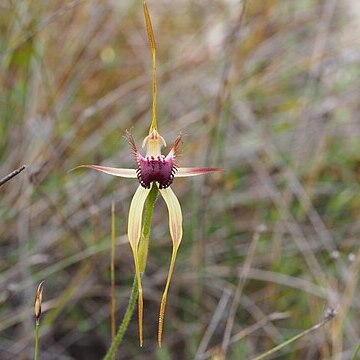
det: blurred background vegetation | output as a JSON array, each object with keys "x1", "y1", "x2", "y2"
[{"x1": 1, "y1": 0, "x2": 360, "y2": 359}]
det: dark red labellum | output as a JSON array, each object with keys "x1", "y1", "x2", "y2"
[{"x1": 137, "y1": 156, "x2": 177, "y2": 189}]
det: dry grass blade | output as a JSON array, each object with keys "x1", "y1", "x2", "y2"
[
  {"x1": 198, "y1": 312, "x2": 289, "y2": 360},
  {"x1": 251, "y1": 308, "x2": 337, "y2": 360},
  {"x1": 221, "y1": 224, "x2": 264, "y2": 354},
  {"x1": 332, "y1": 247, "x2": 360, "y2": 357},
  {"x1": 195, "y1": 289, "x2": 231, "y2": 359}
]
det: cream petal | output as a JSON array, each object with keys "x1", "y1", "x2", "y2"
[
  {"x1": 175, "y1": 167, "x2": 222, "y2": 177},
  {"x1": 159, "y1": 187, "x2": 183, "y2": 247},
  {"x1": 158, "y1": 187, "x2": 183, "y2": 346},
  {"x1": 128, "y1": 185, "x2": 151, "y2": 250},
  {"x1": 128, "y1": 185, "x2": 151, "y2": 347},
  {"x1": 74, "y1": 165, "x2": 137, "y2": 178}
]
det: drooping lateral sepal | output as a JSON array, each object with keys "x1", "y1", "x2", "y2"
[
  {"x1": 157, "y1": 187, "x2": 183, "y2": 346},
  {"x1": 128, "y1": 185, "x2": 151, "y2": 346}
]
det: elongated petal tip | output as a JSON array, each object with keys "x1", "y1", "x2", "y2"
[
  {"x1": 71, "y1": 165, "x2": 138, "y2": 178},
  {"x1": 158, "y1": 299, "x2": 165, "y2": 348},
  {"x1": 158, "y1": 292, "x2": 167, "y2": 347},
  {"x1": 138, "y1": 286, "x2": 144, "y2": 347},
  {"x1": 158, "y1": 248, "x2": 179, "y2": 347},
  {"x1": 175, "y1": 167, "x2": 222, "y2": 178}
]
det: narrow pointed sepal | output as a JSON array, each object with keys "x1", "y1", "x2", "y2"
[
  {"x1": 175, "y1": 167, "x2": 222, "y2": 178},
  {"x1": 158, "y1": 247, "x2": 178, "y2": 347},
  {"x1": 128, "y1": 185, "x2": 151, "y2": 346},
  {"x1": 158, "y1": 187, "x2": 183, "y2": 346},
  {"x1": 143, "y1": 2, "x2": 158, "y2": 133},
  {"x1": 73, "y1": 165, "x2": 137, "y2": 178}
]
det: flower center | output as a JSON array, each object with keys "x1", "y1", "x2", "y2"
[{"x1": 136, "y1": 156, "x2": 177, "y2": 189}]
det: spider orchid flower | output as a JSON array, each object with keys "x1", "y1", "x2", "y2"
[{"x1": 76, "y1": 3, "x2": 221, "y2": 347}]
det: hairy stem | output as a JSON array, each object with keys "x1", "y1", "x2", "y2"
[{"x1": 103, "y1": 276, "x2": 139, "y2": 360}]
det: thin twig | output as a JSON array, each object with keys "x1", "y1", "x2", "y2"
[
  {"x1": 230, "y1": 312, "x2": 289, "y2": 345},
  {"x1": 250, "y1": 308, "x2": 337, "y2": 360},
  {"x1": 0, "y1": 165, "x2": 26, "y2": 187}
]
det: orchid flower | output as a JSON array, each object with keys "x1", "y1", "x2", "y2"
[{"x1": 77, "y1": 3, "x2": 220, "y2": 347}]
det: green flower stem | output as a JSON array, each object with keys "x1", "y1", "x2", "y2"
[
  {"x1": 104, "y1": 184, "x2": 159, "y2": 359},
  {"x1": 104, "y1": 276, "x2": 139, "y2": 360},
  {"x1": 34, "y1": 321, "x2": 39, "y2": 360},
  {"x1": 139, "y1": 184, "x2": 159, "y2": 272}
]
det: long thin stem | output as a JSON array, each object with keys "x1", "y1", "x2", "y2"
[
  {"x1": 34, "y1": 321, "x2": 40, "y2": 360},
  {"x1": 104, "y1": 184, "x2": 159, "y2": 358},
  {"x1": 110, "y1": 200, "x2": 116, "y2": 340}
]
